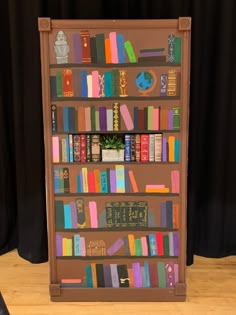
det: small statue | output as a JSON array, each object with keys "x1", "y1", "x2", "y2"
[{"x1": 54, "y1": 30, "x2": 69, "y2": 64}]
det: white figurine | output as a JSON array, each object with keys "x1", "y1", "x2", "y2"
[{"x1": 54, "y1": 31, "x2": 69, "y2": 64}]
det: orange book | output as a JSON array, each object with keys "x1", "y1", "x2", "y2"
[
  {"x1": 61, "y1": 279, "x2": 82, "y2": 283},
  {"x1": 168, "y1": 136, "x2": 175, "y2": 162},
  {"x1": 105, "y1": 38, "x2": 112, "y2": 63},
  {"x1": 128, "y1": 268, "x2": 134, "y2": 288},
  {"x1": 128, "y1": 234, "x2": 135, "y2": 256},
  {"x1": 90, "y1": 263, "x2": 97, "y2": 288},
  {"x1": 173, "y1": 203, "x2": 179, "y2": 228},
  {"x1": 93, "y1": 169, "x2": 101, "y2": 192},
  {"x1": 128, "y1": 170, "x2": 138, "y2": 192}
]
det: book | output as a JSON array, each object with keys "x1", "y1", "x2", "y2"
[{"x1": 80, "y1": 30, "x2": 91, "y2": 64}]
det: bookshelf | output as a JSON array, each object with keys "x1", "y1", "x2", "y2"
[{"x1": 38, "y1": 17, "x2": 191, "y2": 302}]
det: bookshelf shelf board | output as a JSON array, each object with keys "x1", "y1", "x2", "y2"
[
  {"x1": 52, "y1": 130, "x2": 180, "y2": 135},
  {"x1": 53, "y1": 161, "x2": 179, "y2": 165},
  {"x1": 56, "y1": 255, "x2": 178, "y2": 260},
  {"x1": 49, "y1": 62, "x2": 181, "y2": 69},
  {"x1": 55, "y1": 227, "x2": 179, "y2": 232},
  {"x1": 51, "y1": 96, "x2": 180, "y2": 102},
  {"x1": 55, "y1": 193, "x2": 180, "y2": 197}
]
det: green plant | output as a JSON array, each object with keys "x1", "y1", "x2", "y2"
[{"x1": 100, "y1": 135, "x2": 125, "y2": 150}]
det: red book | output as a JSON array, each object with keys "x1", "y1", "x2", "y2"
[
  {"x1": 149, "y1": 263, "x2": 158, "y2": 287},
  {"x1": 80, "y1": 134, "x2": 87, "y2": 162},
  {"x1": 138, "y1": 109, "x2": 145, "y2": 130},
  {"x1": 140, "y1": 134, "x2": 149, "y2": 162},
  {"x1": 88, "y1": 171, "x2": 96, "y2": 192},
  {"x1": 156, "y1": 232, "x2": 164, "y2": 256},
  {"x1": 80, "y1": 30, "x2": 91, "y2": 64},
  {"x1": 62, "y1": 69, "x2": 74, "y2": 97}
]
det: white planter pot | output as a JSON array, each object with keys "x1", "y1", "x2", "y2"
[{"x1": 102, "y1": 149, "x2": 124, "y2": 162}]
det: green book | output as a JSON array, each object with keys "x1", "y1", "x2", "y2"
[
  {"x1": 56, "y1": 71, "x2": 63, "y2": 97},
  {"x1": 147, "y1": 106, "x2": 154, "y2": 130},
  {"x1": 124, "y1": 40, "x2": 137, "y2": 63},
  {"x1": 173, "y1": 106, "x2": 180, "y2": 130},
  {"x1": 157, "y1": 262, "x2": 166, "y2": 288},
  {"x1": 95, "y1": 110, "x2": 100, "y2": 131},
  {"x1": 174, "y1": 37, "x2": 182, "y2": 64},
  {"x1": 95, "y1": 33, "x2": 105, "y2": 64},
  {"x1": 163, "y1": 234, "x2": 170, "y2": 256},
  {"x1": 112, "y1": 69, "x2": 120, "y2": 97},
  {"x1": 135, "y1": 238, "x2": 142, "y2": 256},
  {"x1": 55, "y1": 200, "x2": 64, "y2": 229},
  {"x1": 90, "y1": 105, "x2": 96, "y2": 131}
]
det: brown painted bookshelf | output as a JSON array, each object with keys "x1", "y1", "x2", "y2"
[{"x1": 38, "y1": 17, "x2": 191, "y2": 302}]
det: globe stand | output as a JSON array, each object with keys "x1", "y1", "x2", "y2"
[{"x1": 136, "y1": 70, "x2": 157, "y2": 96}]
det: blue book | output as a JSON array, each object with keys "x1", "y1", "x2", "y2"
[
  {"x1": 64, "y1": 204, "x2": 72, "y2": 229},
  {"x1": 65, "y1": 136, "x2": 69, "y2": 162},
  {"x1": 133, "y1": 107, "x2": 139, "y2": 130},
  {"x1": 63, "y1": 107, "x2": 69, "y2": 132},
  {"x1": 174, "y1": 139, "x2": 180, "y2": 162},
  {"x1": 68, "y1": 134, "x2": 73, "y2": 163},
  {"x1": 124, "y1": 134, "x2": 131, "y2": 162},
  {"x1": 80, "y1": 70, "x2": 88, "y2": 97},
  {"x1": 86, "y1": 265, "x2": 93, "y2": 288},
  {"x1": 68, "y1": 107, "x2": 76, "y2": 132},
  {"x1": 53, "y1": 168, "x2": 60, "y2": 194},
  {"x1": 100, "y1": 171, "x2": 108, "y2": 193},
  {"x1": 74, "y1": 234, "x2": 81, "y2": 256},
  {"x1": 116, "y1": 34, "x2": 126, "y2": 63},
  {"x1": 77, "y1": 174, "x2": 82, "y2": 193},
  {"x1": 148, "y1": 234, "x2": 158, "y2": 256},
  {"x1": 104, "y1": 72, "x2": 112, "y2": 97},
  {"x1": 144, "y1": 261, "x2": 150, "y2": 288},
  {"x1": 166, "y1": 201, "x2": 173, "y2": 228}
]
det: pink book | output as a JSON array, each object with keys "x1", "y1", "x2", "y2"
[
  {"x1": 120, "y1": 104, "x2": 134, "y2": 130},
  {"x1": 153, "y1": 108, "x2": 159, "y2": 130},
  {"x1": 109, "y1": 32, "x2": 118, "y2": 64},
  {"x1": 84, "y1": 107, "x2": 91, "y2": 131},
  {"x1": 92, "y1": 70, "x2": 99, "y2": 97},
  {"x1": 52, "y1": 136, "x2": 60, "y2": 163},
  {"x1": 89, "y1": 201, "x2": 98, "y2": 228}
]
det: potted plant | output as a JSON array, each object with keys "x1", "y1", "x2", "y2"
[{"x1": 100, "y1": 135, "x2": 125, "y2": 162}]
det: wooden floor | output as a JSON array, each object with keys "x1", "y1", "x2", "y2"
[{"x1": 1, "y1": 250, "x2": 236, "y2": 315}]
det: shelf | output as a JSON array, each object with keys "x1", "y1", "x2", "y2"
[
  {"x1": 55, "y1": 227, "x2": 179, "y2": 232},
  {"x1": 56, "y1": 255, "x2": 178, "y2": 260},
  {"x1": 55, "y1": 193, "x2": 179, "y2": 197},
  {"x1": 53, "y1": 161, "x2": 179, "y2": 165},
  {"x1": 50, "y1": 62, "x2": 181, "y2": 69},
  {"x1": 51, "y1": 96, "x2": 180, "y2": 102},
  {"x1": 52, "y1": 130, "x2": 180, "y2": 135}
]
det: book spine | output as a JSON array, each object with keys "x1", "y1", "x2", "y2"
[
  {"x1": 80, "y1": 134, "x2": 87, "y2": 162},
  {"x1": 80, "y1": 30, "x2": 91, "y2": 64},
  {"x1": 91, "y1": 134, "x2": 101, "y2": 162},
  {"x1": 141, "y1": 134, "x2": 149, "y2": 162},
  {"x1": 86, "y1": 134, "x2": 91, "y2": 162},
  {"x1": 124, "y1": 134, "x2": 131, "y2": 162}
]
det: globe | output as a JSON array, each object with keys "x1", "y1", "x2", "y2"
[{"x1": 136, "y1": 71, "x2": 154, "y2": 91}]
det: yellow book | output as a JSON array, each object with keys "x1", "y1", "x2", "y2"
[
  {"x1": 145, "y1": 187, "x2": 170, "y2": 193},
  {"x1": 82, "y1": 167, "x2": 88, "y2": 193},
  {"x1": 66, "y1": 239, "x2": 73, "y2": 256},
  {"x1": 168, "y1": 136, "x2": 175, "y2": 162}
]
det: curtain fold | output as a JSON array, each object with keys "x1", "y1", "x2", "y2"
[{"x1": 1, "y1": 0, "x2": 236, "y2": 265}]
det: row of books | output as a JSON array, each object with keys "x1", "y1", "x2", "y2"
[
  {"x1": 56, "y1": 231, "x2": 179, "y2": 258},
  {"x1": 50, "y1": 69, "x2": 180, "y2": 98},
  {"x1": 55, "y1": 199, "x2": 179, "y2": 230},
  {"x1": 51, "y1": 103, "x2": 180, "y2": 133},
  {"x1": 60, "y1": 261, "x2": 179, "y2": 288},
  {"x1": 53, "y1": 165, "x2": 179, "y2": 194},
  {"x1": 71, "y1": 31, "x2": 136, "y2": 65},
  {"x1": 52, "y1": 133, "x2": 180, "y2": 164}
]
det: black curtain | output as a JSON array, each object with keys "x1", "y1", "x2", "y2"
[{"x1": 1, "y1": 0, "x2": 236, "y2": 265}]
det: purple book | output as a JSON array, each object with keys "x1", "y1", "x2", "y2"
[
  {"x1": 140, "y1": 51, "x2": 164, "y2": 57},
  {"x1": 103, "y1": 265, "x2": 113, "y2": 287},
  {"x1": 70, "y1": 201, "x2": 78, "y2": 229},
  {"x1": 162, "y1": 137, "x2": 167, "y2": 162},
  {"x1": 173, "y1": 232, "x2": 179, "y2": 256},
  {"x1": 73, "y1": 33, "x2": 82, "y2": 63},
  {"x1": 56, "y1": 234, "x2": 62, "y2": 257},
  {"x1": 160, "y1": 202, "x2": 167, "y2": 228},
  {"x1": 168, "y1": 110, "x2": 173, "y2": 130},
  {"x1": 132, "y1": 262, "x2": 142, "y2": 288},
  {"x1": 110, "y1": 169, "x2": 117, "y2": 193},
  {"x1": 99, "y1": 107, "x2": 107, "y2": 131}
]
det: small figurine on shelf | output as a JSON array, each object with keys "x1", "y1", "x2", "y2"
[{"x1": 54, "y1": 30, "x2": 69, "y2": 64}]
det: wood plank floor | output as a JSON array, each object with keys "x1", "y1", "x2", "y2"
[{"x1": 1, "y1": 250, "x2": 236, "y2": 315}]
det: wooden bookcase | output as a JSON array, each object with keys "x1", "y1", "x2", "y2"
[{"x1": 38, "y1": 17, "x2": 191, "y2": 302}]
